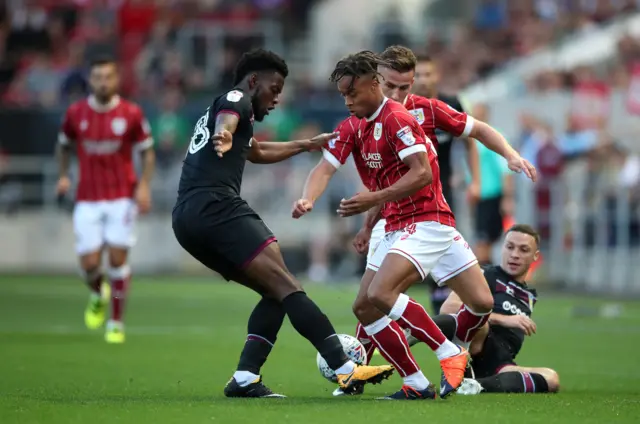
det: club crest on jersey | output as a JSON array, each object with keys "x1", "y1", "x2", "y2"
[
  {"x1": 329, "y1": 136, "x2": 338, "y2": 149},
  {"x1": 111, "y1": 118, "x2": 127, "y2": 136},
  {"x1": 373, "y1": 123, "x2": 383, "y2": 141},
  {"x1": 226, "y1": 90, "x2": 243, "y2": 102},
  {"x1": 80, "y1": 120, "x2": 88, "y2": 132},
  {"x1": 396, "y1": 126, "x2": 415, "y2": 146},
  {"x1": 409, "y1": 108, "x2": 425, "y2": 124}
]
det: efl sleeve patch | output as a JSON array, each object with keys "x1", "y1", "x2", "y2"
[
  {"x1": 226, "y1": 90, "x2": 244, "y2": 102},
  {"x1": 396, "y1": 126, "x2": 416, "y2": 146}
]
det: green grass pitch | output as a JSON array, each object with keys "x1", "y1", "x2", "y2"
[{"x1": 1, "y1": 275, "x2": 639, "y2": 423}]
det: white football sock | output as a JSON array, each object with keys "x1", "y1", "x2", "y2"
[
  {"x1": 435, "y1": 339, "x2": 461, "y2": 360},
  {"x1": 335, "y1": 360, "x2": 355, "y2": 375},
  {"x1": 233, "y1": 370, "x2": 260, "y2": 387},
  {"x1": 403, "y1": 371, "x2": 430, "y2": 390}
]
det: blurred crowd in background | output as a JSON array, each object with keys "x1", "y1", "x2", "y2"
[{"x1": 0, "y1": 0, "x2": 639, "y2": 282}]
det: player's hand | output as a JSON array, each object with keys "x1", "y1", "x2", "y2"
[
  {"x1": 211, "y1": 129, "x2": 233, "y2": 158},
  {"x1": 352, "y1": 226, "x2": 372, "y2": 254},
  {"x1": 292, "y1": 198, "x2": 313, "y2": 219},
  {"x1": 306, "y1": 131, "x2": 340, "y2": 151},
  {"x1": 466, "y1": 181, "x2": 480, "y2": 206},
  {"x1": 501, "y1": 196, "x2": 514, "y2": 217},
  {"x1": 337, "y1": 192, "x2": 380, "y2": 217},
  {"x1": 506, "y1": 153, "x2": 537, "y2": 182},
  {"x1": 505, "y1": 315, "x2": 537, "y2": 336},
  {"x1": 135, "y1": 182, "x2": 152, "y2": 215},
  {"x1": 56, "y1": 175, "x2": 71, "y2": 197}
]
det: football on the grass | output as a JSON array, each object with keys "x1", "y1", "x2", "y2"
[{"x1": 316, "y1": 334, "x2": 368, "y2": 383}]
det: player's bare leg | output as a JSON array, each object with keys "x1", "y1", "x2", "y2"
[
  {"x1": 459, "y1": 365, "x2": 560, "y2": 395},
  {"x1": 80, "y1": 250, "x2": 108, "y2": 330},
  {"x1": 444, "y1": 264, "x2": 494, "y2": 349},
  {"x1": 104, "y1": 246, "x2": 131, "y2": 344},
  {"x1": 367, "y1": 253, "x2": 467, "y2": 399},
  {"x1": 242, "y1": 242, "x2": 393, "y2": 393}
]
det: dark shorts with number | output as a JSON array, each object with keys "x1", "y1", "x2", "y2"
[
  {"x1": 172, "y1": 190, "x2": 276, "y2": 282},
  {"x1": 467, "y1": 327, "x2": 517, "y2": 379},
  {"x1": 475, "y1": 195, "x2": 504, "y2": 244}
]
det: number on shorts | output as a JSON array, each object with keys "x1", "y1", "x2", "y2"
[{"x1": 187, "y1": 110, "x2": 211, "y2": 155}]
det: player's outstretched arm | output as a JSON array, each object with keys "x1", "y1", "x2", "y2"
[
  {"x1": 468, "y1": 121, "x2": 537, "y2": 182},
  {"x1": 462, "y1": 137, "x2": 481, "y2": 204},
  {"x1": 292, "y1": 158, "x2": 337, "y2": 218},
  {"x1": 248, "y1": 132, "x2": 338, "y2": 164}
]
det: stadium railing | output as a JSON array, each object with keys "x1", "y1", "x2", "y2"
[
  {"x1": 1, "y1": 154, "x2": 639, "y2": 295},
  {"x1": 175, "y1": 20, "x2": 284, "y2": 87}
]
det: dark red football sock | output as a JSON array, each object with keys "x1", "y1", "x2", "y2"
[
  {"x1": 355, "y1": 322, "x2": 375, "y2": 365},
  {"x1": 391, "y1": 295, "x2": 448, "y2": 351},
  {"x1": 109, "y1": 266, "x2": 131, "y2": 322},
  {"x1": 454, "y1": 304, "x2": 490, "y2": 343},
  {"x1": 364, "y1": 317, "x2": 420, "y2": 378}
]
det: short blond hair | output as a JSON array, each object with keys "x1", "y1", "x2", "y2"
[{"x1": 380, "y1": 45, "x2": 417, "y2": 73}]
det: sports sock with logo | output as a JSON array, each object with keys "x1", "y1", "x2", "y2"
[
  {"x1": 477, "y1": 372, "x2": 550, "y2": 393},
  {"x1": 389, "y1": 294, "x2": 460, "y2": 360},
  {"x1": 108, "y1": 265, "x2": 131, "y2": 322},
  {"x1": 364, "y1": 316, "x2": 429, "y2": 389},
  {"x1": 355, "y1": 322, "x2": 375, "y2": 365},
  {"x1": 235, "y1": 297, "x2": 285, "y2": 385},
  {"x1": 454, "y1": 304, "x2": 491, "y2": 347}
]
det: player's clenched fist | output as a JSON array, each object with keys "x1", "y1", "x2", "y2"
[
  {"x1": 56, "y1": 175, "x2": 71, "y2": 196},
  {"x1": 352, "y1": 227, "x2": 372, "y2": 255},
  {"x1": 292, "y1": 199, "x2": 313, "y2": 219}
]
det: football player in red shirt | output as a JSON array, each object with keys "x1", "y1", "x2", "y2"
[
  {"x1": 294, "y1": 51, "x2": 535, "y2": 400},
  {"x1": 56, "y1": 57, "x2": 155, "y2": 344}
]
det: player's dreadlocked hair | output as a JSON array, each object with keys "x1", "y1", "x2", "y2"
[
  {"x1": 380, "y1": 45, "x2": 417, "y2": 73},
  {"x1": 329, "y1": 50, "x2": 390, "y2": 87},
  {"x1": 233, "y1": 48, "x2": 289, "y2": 85}
]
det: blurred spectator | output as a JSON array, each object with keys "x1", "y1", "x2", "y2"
[
  {"x1": 151, "y1": 88, "x2": 189, "y2": 169},
  {"x1": 253, "y1": 93, "x2": 301, "y2": 142},
  {"x1": 558, "y1": 115, "x2": 599, "y2": 159},
  {"x1": 60, "y1": 41, "x2": 88, "y2": 103},
  {"x1": 470, "y1": 103, "x2": 512, "y2": 264}
]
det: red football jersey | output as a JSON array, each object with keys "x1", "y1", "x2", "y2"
[
  {"x1": 59, "y1": 95, "x2": 153, "y2": 201},
  {"x1": 324, "y1": 98, "x2": 455, "y2": 231},
  {"x1": 404, "y1": 93, "x2": 474, "y2": 150},
  {"x1": 322, "y1": 115, "x2": 377, "y2": 191}
]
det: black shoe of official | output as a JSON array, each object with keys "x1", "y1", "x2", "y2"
[{"x1": 224, "y1": 376, "x2": 286, "y2": 398}]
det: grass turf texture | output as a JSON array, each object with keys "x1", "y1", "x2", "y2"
[{"x1": 1, "y1": 276, "x2": 639, "y2": 423}]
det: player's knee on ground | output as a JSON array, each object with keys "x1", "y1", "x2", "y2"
[{"x1": 540, "y1": 368, "x2": 560, "y2": 393}]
